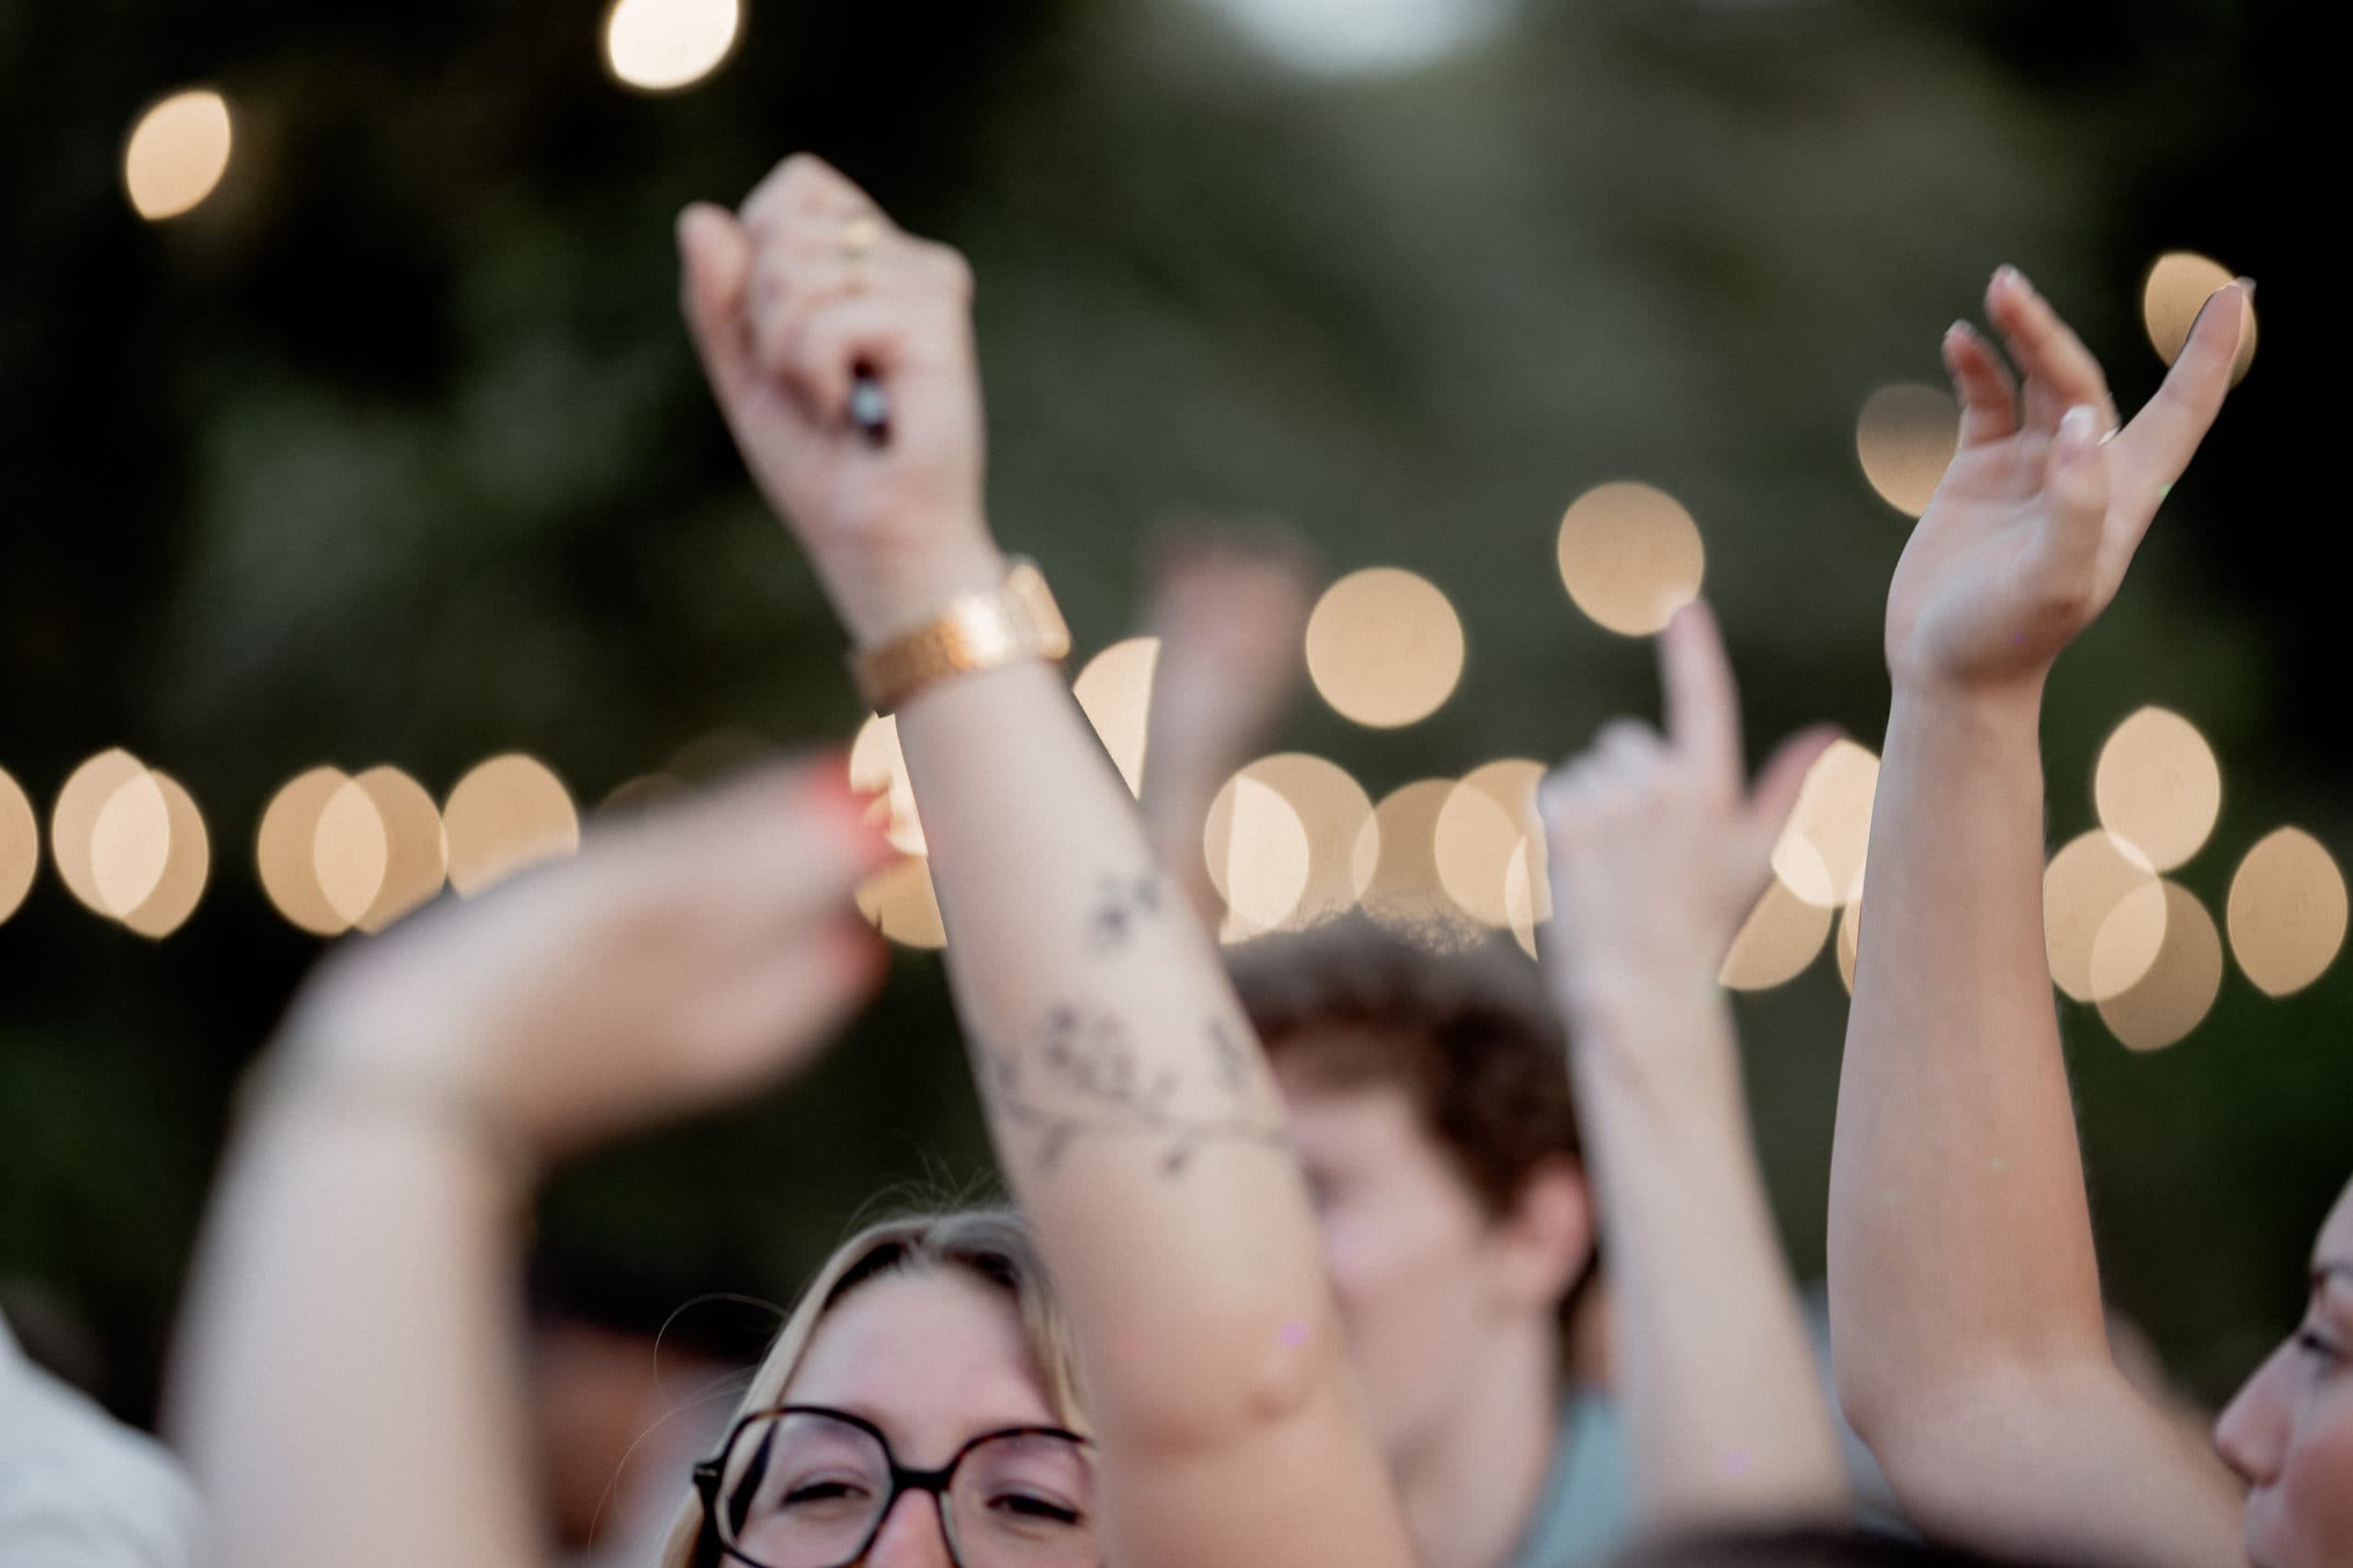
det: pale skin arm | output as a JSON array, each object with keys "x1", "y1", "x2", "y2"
[
  {"x1": 1539, "y1": 604, "x2": 1848, "y2": 1529},
  {"x1": 1826, "y1": 267, "x2": 2254, "y2": 1565},
  {"x1": 677, "y1": 156, "x2": 1415, "y2": 1568},
  {"x1": 168, "y1": 767, "x2": 892, "y2": 1568}
]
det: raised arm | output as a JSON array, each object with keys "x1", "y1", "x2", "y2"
[
  {"x1": 1134, "y1": 521, "x2": 1319, "y2": 926},
  {"x1": 676, "y1": 156, "x2": 1415, "y2": 1568},
  {"x1": 1538, "y1": 604, "x2": 1848, "y2": 1530},
  {"x1": 1826, "y1": 266, "x2": 2253, "y2": 1565},
  {"x1": 170, "y1": 767, "x2": 891, "y2": 1568}
]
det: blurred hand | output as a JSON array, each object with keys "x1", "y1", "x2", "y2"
[
  {"x1": 677, "y1": 154, "x2": 1005, "y2": 645},
  {"x1": 1142, "y1": 518, "x2": 1319, "y2": 787},
  {"x1": 1539, "y1": 604, "x2": 1834, "y2": 1044},
  {"x1": 1885, "y1": 266, "x2": 2249, "y2": 699},
  {"x1": 281, "y1": 761, "x2": 895, "y2": 1162}
]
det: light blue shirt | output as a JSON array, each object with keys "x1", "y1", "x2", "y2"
[{"x1": 1500, "y1": 1292, "x2": 1903, "y2": 1567}]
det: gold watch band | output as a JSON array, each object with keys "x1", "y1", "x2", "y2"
[{"x1": 849, "y1": 558, "x2": 1073, "y2": 715}]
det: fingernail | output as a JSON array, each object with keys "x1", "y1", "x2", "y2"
[
  {"x1": 2235, "y1": 276, "x2": 2257, "y2": 300},
  {"x1": 2058, "y1": 403, "x2": 2099, "y2": 460}
]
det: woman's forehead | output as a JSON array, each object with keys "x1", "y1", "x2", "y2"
[{"x1": 785, "y1": 1268, "x2": 1056, "y2": 1438}]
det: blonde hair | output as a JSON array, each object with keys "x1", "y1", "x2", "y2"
[{"x1": 656, "y1": 1208, "x2": 1086, "y2": 1568}]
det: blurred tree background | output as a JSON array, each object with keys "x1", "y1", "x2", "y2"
[{"x1": 1, "y1": 0, "x2": 2343, "y2": 1423}]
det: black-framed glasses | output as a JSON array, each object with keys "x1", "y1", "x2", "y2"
[{"x1": 692, "y1": 1405, "x2": 1098, "y2": 1568}]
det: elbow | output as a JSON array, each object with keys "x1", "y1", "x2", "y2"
[{"x1": 1086, "y1": 1301, "x2": 1340, "y2": 1462}]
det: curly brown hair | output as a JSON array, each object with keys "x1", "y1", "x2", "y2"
[{"x1": 1227, "y1": 915, "x2": 1597, "y2": 1316}]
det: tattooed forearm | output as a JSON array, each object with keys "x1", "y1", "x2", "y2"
[
  {"x1": 983, "y1": 1006, "x2": 1288, "y2": 1177},
  {"x1": 1085, "y1": 869, "x2": 1169, "y2": 953}
]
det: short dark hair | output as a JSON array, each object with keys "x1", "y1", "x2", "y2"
[{"x1": 1228, "y1": 915, "x2": 1595, "y2": 1310}]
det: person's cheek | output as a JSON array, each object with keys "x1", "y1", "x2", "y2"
[{"x1": 2284, "y1": 1380, "x2": 2353, "y2": 1565}]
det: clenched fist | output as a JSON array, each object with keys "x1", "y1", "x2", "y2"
[{"x1": 678, "y1": 154, "x2": 1006, "y2": 645}]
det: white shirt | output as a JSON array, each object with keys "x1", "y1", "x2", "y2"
[{"x1": 0, "y1": 1313, "x2": 206, "y2": 1568}]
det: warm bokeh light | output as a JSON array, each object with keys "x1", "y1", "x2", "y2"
[
  {"x1": 1855, "y1": 383, "x2": 1959, "y2": 517},
  {"x1": 2045, "y1": 830, "x2": 2168, "y2": 1003},
  {"x1": 2094, "y1": 707, "x2": 2221, "y2": 872},
  {"x1": 258, "y1": 767, "x2": 358, "y2": 937},
  {"x1": 1556, "y1": 482, "x2": 1705, "y2": 637},
  {"x1": 603, "y1": 0, "x2": 743, "y2": 92},
  {"x1": 1203, "y1": 774, "x2": 1313, "y2": 940},
  {"x1": 2227, "y1": 827, "x2": 2349, "y2": 998},
  {"x1": 1773, "y1": 741, "x2": 1879, "y2": 908},
  {"x1": 313, "y1": 778, "x2": 391, "y2": 932},
  {"x1": 856, "y1": 858, "x2": 947, "y2": 949},
  {"x1": 1204, "y1": 754, "x2": 1377, "y2": 937},
  {"x1": 1503, "y1": 838, "x2": 1544, "y2": 960},
  {"x1": 354, "y1": 767, "x2": 449, "y2": 931},
  {"x1": 1304, "y1": 568, "x2": 1465, "y2": 729},
  {"x1": 1073, "y1": 637, "x2": 1161, "y2": 795},
  {"x1": 2097, "y1": 881, "x2": 2222, "y2": 1051},
  {"x1": 51, "y1": 751, "x2": 153, "y2": 918},
  {"x1": 2143, "y1": 252, "x2": 2257, "y2": 385},
  {"x1": 1358, "y1": 779, "x2": 1483, "y2": 948},
  {"x1": 1836, "y1": 896, "x2": 1863, "y2": 994},
  {"x1": 123, "y1": 88, "x2": 233, "y2": 221},
  {"x1": 0, "y1": 767, "x2": 36, "y2": 925},
  {"x1": 296, "y1": 766, "x2": 447, "y2": 935},
  {"x1": 443, "y1": 756, "x2": 579, "y2": 897},
  {"x1": 849, "y1": 714, "x2": 926, "y2": 857},
  {"x1": 119, "y1": 773, "x2": 209, "y2": 939},
  {"x1": 1435, "y1": 759, "x2": 1546, "y2": 927},
  {"x1": 1722, "y1": 878, "x2": 1836, "y2": 992},
  {"x1": 88, "y1": 767, "x2": 172, "y2": 918}
]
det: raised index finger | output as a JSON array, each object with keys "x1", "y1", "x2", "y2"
[{"x1": 1659, "y1": 599, "x2": 1743, "y2": 791}]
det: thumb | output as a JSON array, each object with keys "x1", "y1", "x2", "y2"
[
  {"x1": 1743, "y1": 724, "x2": 1842, "y2": 867},
  {"x1": 677, "y1": 201, "x2": 756, "y2": 403},
  {"x1": 2029, "y1": 403, "x2": 2114, "y2": 582}
]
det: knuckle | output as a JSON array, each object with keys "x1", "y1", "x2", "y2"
[{"x1": 929, "y1": 243, "x2": 975, "y2": 300}]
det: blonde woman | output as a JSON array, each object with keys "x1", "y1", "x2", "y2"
[{"x1": 654, "y1": 1210, "x2": 1087, "y2": 1568}]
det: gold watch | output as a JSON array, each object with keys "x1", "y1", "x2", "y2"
[{"x1": 849, "y1": 558, "x2": 1073, "y2": 715}]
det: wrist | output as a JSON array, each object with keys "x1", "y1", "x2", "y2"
[
  {"x1": 1567, "y1": 988, "x2": 1745, "y2": 1121},
  {"x1": 1885, "y1": 677, "x2": 2045, "y2": 756},
  {"x1": 243, "y1": 1019, "x2": 539, "y2": 1203},
  {"x1": 1886, "y1": 663, "x2": 2046, "y2": 728},
  {"x1": 836, "y1": 522, "x2": 1007, "y2": 649}
]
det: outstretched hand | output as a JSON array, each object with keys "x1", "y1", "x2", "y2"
[
  {"x1": 677, "y1": 154, "x2": 1005, "y2": 645},
  {"x1": 281, "y1": 761, "x2": 896, "y2": 1163},
  {"x1": 1886, "y1": 266, "x2": 2250, "y2": 698},
  {"x1": 1540, "y1": 604, "x2": 1836, "y2": 1035}
]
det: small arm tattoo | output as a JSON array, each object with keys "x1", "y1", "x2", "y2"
[
  {"x1": 1085, "y1": 870, "x2": 1168, "y2": 953},
  {"x1": 983, "y1": 1006, "x2": 1287, "y2": 1177}
]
